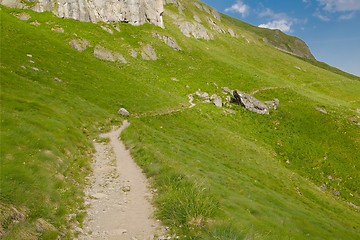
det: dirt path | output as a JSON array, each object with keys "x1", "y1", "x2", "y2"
[
  {"x1": 80, "y1": 120, "x2": 165, "y2": 240},
  {"x1": 133, "y1": 93, "x2": 196, "y2": 119}
]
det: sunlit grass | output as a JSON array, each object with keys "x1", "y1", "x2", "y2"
[{"x1": 1, "y1": 2, "x2": 359, "y2": 239}]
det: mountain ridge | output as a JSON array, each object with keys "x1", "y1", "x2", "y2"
[{"x1": 0, "y1": 0, "x2": 321, "y2": 62}]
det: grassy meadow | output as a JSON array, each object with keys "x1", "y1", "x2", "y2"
[{"x1": 1, "y1": 0, "x2": 360, "y2": 239}]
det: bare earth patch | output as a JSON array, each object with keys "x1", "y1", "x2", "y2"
[{"x1": 80, "y1": 120, "x2": 165, "y2": 240}]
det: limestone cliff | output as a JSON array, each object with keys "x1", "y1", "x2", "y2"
[{"x1": 0, "y1": 0, "x2": 164, "y2": 27}]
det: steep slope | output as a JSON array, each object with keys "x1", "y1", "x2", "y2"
[{"x1": 1, "y1": 0, "x2": 360, "y2": 239}]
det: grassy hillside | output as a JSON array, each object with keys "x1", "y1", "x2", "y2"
[{"x1": 1, "y1": 0, "x2": 360, "y2": 239}]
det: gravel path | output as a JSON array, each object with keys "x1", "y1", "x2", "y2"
[{"x1": 80, "y1": 120, "x2": 165, "y2": 240}]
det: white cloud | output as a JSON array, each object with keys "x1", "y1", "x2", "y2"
[
  {"x1": 313, "y1": 11, "x2": 331, "y2": 21},
  {"x1": 225, "y1": 1, "x2": 250, "y2": 17},
  {"x1": 258, "y1": 20, "x2": 293, "y2": 33},
  {"x1": 339, "y1": 12, "x2": 356, "y2": 20},
  {"x1": 257, "y1": 8, "x2": 305, "y2": 33},
  {"x1": 317, "y1": 0, "x2": 360, "y2": 12}
]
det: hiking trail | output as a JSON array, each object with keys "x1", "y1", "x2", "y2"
[{"x1": 80, "y1": 120, "x2": 165, "y2": 240}]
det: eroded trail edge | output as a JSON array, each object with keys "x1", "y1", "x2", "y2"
[{"x1": 81, "y1": 120, "x2": 165, "y2": 240}]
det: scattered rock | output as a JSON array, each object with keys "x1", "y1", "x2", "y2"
[
  {"x1": 170, "y1": 77, "x2": 179, "y2": 82},
  {"x1": 176, "y1": 21, "x2": 214, "y2": 40},
  {"x1": 221, "y1": 87, "x2": 232, "y2": 94},
  {"x1": 141, "y1": 44, "x2": 157, "y2": 61},
  {"x1": 195, "y1": 90, "x2": 209, "y2": 99},
  {"x1": 348, "y1": 202, "x2": 360, "y2": 210},
  {"x1": 265, "y1": 98, "x2": 280, "y2": 110},
  {"x1": 121, "y1": 185, "x2": 131, "y2": 192},
  {"x1": 32, "y1": 67, "x2": 39, "y2": 71},
  {"x1": 130, "y1": 49, "x2": 138, "y2": 58},
  {"x1": 348, "y1": 116, "x2": 360, "y2": 126},
  {"x1": 94, "y1": 45, "x2": 127, "y2": 63},
  {"x1": 332, "y1": 190, "x2": 340, "y2": 196},
  {"x1": 114, "y1": 25, "x2": 121, "y2": 32},
  {"x1": 51, "y1": 27, "x2": 64, "y2": 33},
  {"x1": 152, "y1": 33, "x2": 181, "y2": 51},
  {"x1": 213, "y1": 95, "x2": 222, "y2": 108},
  {"x1": 320, "y1": 184, "x2": 327, "y2": 191},
  {"x1": 100, "y1": 25, "x2": 113, "y2": 34},
  {"x1": 207, "y1": 17, "x2": 224, "y2": 33},
  {"x1": 211, "y1": 8, "x2": 221, "y2": 21},
  {"x1": 228, "y1": 28, "x2": 236, "y2": 37},
  {"x1": 315, "y1": 107, "x2": 327, "y2": 114},
  {"x1": 193, "y1": 2, "x2": 203, "y2": 10},
  {"x1": 54, "y1": 77, "x2": 63, "y2": 83},
  {"x1": 14, "y1": 12, "x2": 31, "y2": 21},
  {"x1": 26, "y1": 54, "x2": 32, "y2": 58},
  {"x1": 69, "y1": 39, "x2": 90, "y2": 52},
  {"x1": 118, "y1": 108, "x2": 130, "y2": 116},
  {"x1": 30, "y1": 21, "x2": 41, "y2": 26},
  {"x1": 233, "y1": 90, "x2": 269, "y2": 115}
]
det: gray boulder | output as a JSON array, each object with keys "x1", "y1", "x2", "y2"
[
  {"x1": 265, "y1": 98, "x2": 280, "y2": 110},
  {"x1": 141, "y1": 44, "x2": 157, "y2": 60},
  {"x1": 195, "y1": 90, "x2": 209, "y2": 99},
  {"x1": 118, "y1": 108, "x2": 130, "y2": 116},
  {"x1": 233, "y1": 90, "x2": 269, "y2": 115},
  {"x1": 152, "y1": 33, "x2": 181, "y2": 51},
  {"x1": 94, "y1": 45, "x2": 127, "y2": 63},
  {"x1": 213, "y1": 96, "x2": 222, "y2": 108},
  {"x1": 221, "y1": 87, "x2": 233, "y2": 95},
  {"x1": 69, "y1": 39, "x2": 90, "y2": 52}
]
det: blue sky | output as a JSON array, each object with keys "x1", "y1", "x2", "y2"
[{"x1": 201, "y1": 0, "x2": 360, "y2": 76}]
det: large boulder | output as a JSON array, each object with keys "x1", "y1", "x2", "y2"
[{"x1": 233, "y1": 90, "x2": 269, "y2": 115}]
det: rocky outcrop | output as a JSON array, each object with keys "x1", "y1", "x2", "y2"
[
  {"x1": 94, "y1": 45, "x2": 127, "y2": 63},
  {"x1": 2, "y1": 0, "x2": 164, "y2": 27},
  {"x1": 141, "y1": 44, "x2": 157, "y2": 60},
  {"x1": 176, "y1": 21, "x2": 214, "y2": 40},
  {"x1": 152, "y1": 33, "x2": 181, "y2": 51},
  {"x1": 233, "y1": 90, "x2": 269, "y2": 115},
  {"x1": 210, "y1": 94, "x2": 222, "y2": 108},
  {"x1": 207, "y1": 17, "x2": 225, "y2": 34},
  {"x1": 69, "y1": 39, "x2": 90, "y2": 52}
]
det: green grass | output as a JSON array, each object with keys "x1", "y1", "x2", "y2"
[{"x1": 1, "y1": 1, "x2": 360, "y2": 239}]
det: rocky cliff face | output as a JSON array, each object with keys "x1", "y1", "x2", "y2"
[{"x1": 0, "y1": 0, "x2": 164, "y2": 27}]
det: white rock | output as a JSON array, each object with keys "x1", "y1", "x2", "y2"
[
  {"x1": 118, "y1": 108, "x2": 130, "y2": 116},
  {"x1": 4, "y1": 0, "x2": 164, "y2": 27}
]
